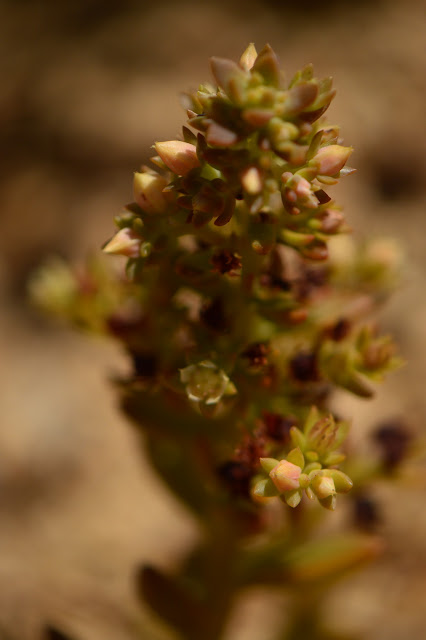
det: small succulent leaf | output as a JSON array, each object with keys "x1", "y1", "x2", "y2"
[
  {"x1": 284, "y1": 489, "x2": 302, "y2": 508},
  {"x1": 290, "y1": 426, "x2": 306, "y2": 450},
  {"x1": 260, "y1": 457, "x2": 280, "y2": 474},
  {"x1": 319, "y1": 494, "x2": 337, "y2": 510},
  {"x1": 303, "y1": 462, "x2": 322, "y2": 474},
  {"x1": 304, "y1": 406, "x2": 321, "y2": 437},
  {"x1": 252, "y1": 44, "x2": 280, "y2": 86},
  {"x1": 334, "y1": 420, "x2": 350, "y2": 449},
  {"x1": 286, "y1": 447, "x2": 305, "y2": 469},
  {"x1": 281, "y1": 229, "x2": 316, "y2": 248},
  {"x1": 306, "y1": 130, "x2": 324, "y2": 162},
  {"x1": 298, "y1": 473, "x2": 310, "y2": 489},
  {"x1": 242, "y1": 107, "x2": 275, "y2": 126},
  {"x1": 305, "y1": 487, "x2": 315, "y2": 500},
  {"x1": 323, "y1": 451, "x2": 346, "y2": 466},
  {"x1": 283, "y1": 82, "x2": 318, "y2": 116},
  {"x1": 240, "y1": 43, "x2": 258, "y2": 71},
  {"x1": 305, "y1": 451, "x2": 319, "y2": 462},
  {"x1": 289, "y1": 63, "x2": 314, "y2": 87},
  {"x1": 206, "y1": 122, "x2": 239, "y2": 147},
  {"x1": 327, "y1": 469, "x2": 353, "y2": 493},
  {"x1": 284, "y1": 534, "x2": 383, "y2": 583},
  {"x1": 253, "y1": 477, "x2": 279, "y2": 498}
]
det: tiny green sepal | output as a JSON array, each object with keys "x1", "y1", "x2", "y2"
[
  {"x1": 252, "y1": 477, "x2": 279, "y2": 498},
  {"x1": 304, "y1": 462, "x2": 322, "y2": 475},
  {"x1": 290, "y1": 426, "x2": 306, "y2": 450},
  {"x1": 327, "y1": 469, "x2": 353, "y2": 493},
  {"x1": 305, "y1": 451, "x2": 319, "y2": 462},
  {"x1": 305, "y1": 487, "x2": 315, "y2": 501},
  {"x1": 284, "y1": 489, "x2": 302, "y2": 508},
  {"x1": 304, "y1": 406, "x2": 321, "y2": 437},
  {"x1": 260, "y1": 457, "x2": 280, "y2": 474},
  {"x1": 319, "y1": 494, "x2": 337, "y2": 511},
  {"x1": 286, "y1": 447, "x2": 305, "y2": 469},
  {"x1": 299, "y1": 473, "x2": 310, "y2": 489},
  {"x1": 323, "y1": 451, "x2": 346, "y2": 466}
]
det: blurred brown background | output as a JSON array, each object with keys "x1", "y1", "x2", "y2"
[{"x1": 0, "y1": 0, "x2": 425, "y2": 638}]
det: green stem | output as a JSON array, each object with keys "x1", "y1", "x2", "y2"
[{"x1": 200, "y1": 510, "x2": 239, "y2": 640}]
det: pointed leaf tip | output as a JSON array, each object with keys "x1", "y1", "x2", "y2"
[
  {"x1": 253, "y1": 44, "x2": 280, "y2": 86},
  {"x1": 240, "y1": 43, "x2": 258, "y2": 70}
]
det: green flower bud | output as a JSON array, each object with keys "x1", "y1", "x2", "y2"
[{"x1": 311, "y1": 472, "x2": 336, "y2": 500}]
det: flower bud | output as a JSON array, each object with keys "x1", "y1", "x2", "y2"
[
  {"x1": 269, "y1": 459, "x2": 301, "y2": 493},
  {"x1": 103, "y1": 228, "x2": 142, "y2": 258},
  {"x1": 155, "y1": 141, "x2": 200, "y2": 176},
  {"x1": 133, "y1": 172, "x2": 169, "y2": 214},
  {"x1": 241, "y1": 166, "x2": 263, "y2": 194},
  {"x1": 239, "y1": 43, "x2": 258, "y2": 71},
  {"x1": 180, "y1": 360, "x2": 235, "y2": 405},
  {"x1": 311, "y1": 473, "x2": 336, "y2": 500},
  {"x1": 310, "y1": 145, "x2": 353, "y2": 176}
]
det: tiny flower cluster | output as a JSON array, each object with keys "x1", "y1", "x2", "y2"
[
  {"x1": 252, "y1": 407, "x2": 353, "y2": 509},
  {"x1": 33, "y1": 45, "x2": 401, "y2": 523},
  {"x1": 31, "y1": 44, "x2": 408, "y2": 640},
  {"x1": 103, "y1": 43, "x2": 354, "y2": 268}
]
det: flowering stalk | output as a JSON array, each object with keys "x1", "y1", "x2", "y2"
[{"x1": 32, "y1": 44, "x2": 409, "y2": 640}]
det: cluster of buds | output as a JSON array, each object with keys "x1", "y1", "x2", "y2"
[
  {"x1": 29, "y1": 256, "x2": 135, "y2": 333},
  {"x1": 252, "y1": 407, "x2": 352, "y2": 509},
  {"x1": 33, "y1": 45, "x2": 401, "y2": 520},
  {"x1": 29, "y1": 43, "x2": 409, "y2": 640},
  {"x1": 103, "y1": 43, "x2": 354, "y2": 270},
  {"x1": 319, "y1": 325, "x2": 401, "y2": 398}
]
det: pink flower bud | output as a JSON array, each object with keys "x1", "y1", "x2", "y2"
[
  {"x1": 294, "y1": 176, "x2": 312, "y2": 199},
  {"x1": 133, "y1": 172, "x2": 168, "y2": 214},
  {"x1": 239, "y1": 43, "x2": 258, "y2": 71},
  {"x1": 269, "y1": 459, "x2": 301, "y2": 493},
  {"x1": 103, "y1": 228, "x2": 141, "y2": 258},
  {"x1": 311, "y1": 145, "x2": 353, "y2": 176},
  {"x1": 155, "y1": 141, "x2": 200, "y2": 176}
]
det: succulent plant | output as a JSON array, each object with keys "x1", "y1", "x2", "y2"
[{"x1": 32, "y1": 44, "x2": 409, "y2": 640}]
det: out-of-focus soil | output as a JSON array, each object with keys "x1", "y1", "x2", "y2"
[{"x1": 0, "y1": 1, "x2": 425, "y2": 638}]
